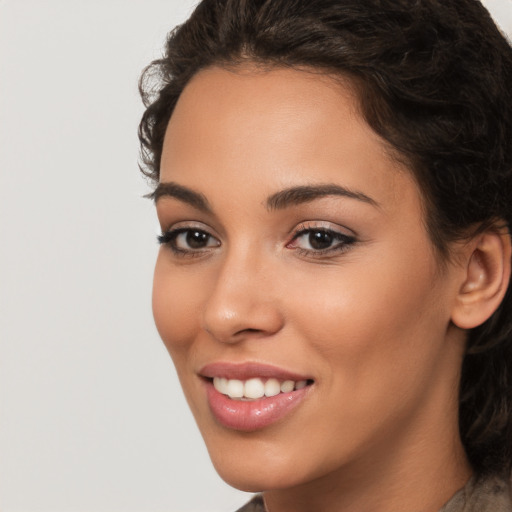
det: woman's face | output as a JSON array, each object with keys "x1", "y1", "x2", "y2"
[{"x1": 153, "y1": 66, "x2": 466, "y2": 491}]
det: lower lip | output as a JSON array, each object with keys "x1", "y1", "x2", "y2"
[{"x1": 205, "y1": 380, "x2": 312, "y2": 432}]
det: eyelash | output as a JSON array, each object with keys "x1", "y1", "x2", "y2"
[
  {"x1": 287, "y1": 223, "x2": 356, "y2": 257},
  {"x1": 157, "y1": 228, "x2": 219, "y2": 257},
  {"x1": 157, "y1": 223, "x2": 356, "y2": 258}
]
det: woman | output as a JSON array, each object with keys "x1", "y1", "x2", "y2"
[{"x1": 139, "y1": 0, "x2": 512, "y2": 510}]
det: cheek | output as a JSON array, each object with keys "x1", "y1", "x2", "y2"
[
  {"x1": 276, "y1": 254, "x2": 452, "y2": 461},
  {"x1": 152, "y1": 252, "x2": 203, "y2": 355},
  {"x1": 287, "y1": 247, "x2": 447, "y2": 387}
]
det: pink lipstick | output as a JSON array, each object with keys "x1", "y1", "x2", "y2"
[{"x1": 200, "y1": 362, "x2": 314, "y2": 432}]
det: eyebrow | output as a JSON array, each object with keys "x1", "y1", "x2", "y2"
[
  {"x1": 150, "y1": 181, "x2": 379, "y2": 213},
  {"x1": 149, "y1": 182, "x2": 212, "y2": 213},
  {"x1": 266, "y1": 184, "x2": 379, "y2": 210}
]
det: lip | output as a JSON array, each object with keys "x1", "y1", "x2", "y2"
[
  {"x1": 199, "y1": 362, "x2": 314, "y2": 432},
  {"x1": 199, "y1": 361, "x2": 312, "y2": 381}
]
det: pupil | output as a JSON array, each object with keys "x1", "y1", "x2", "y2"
[
  {"x1": 187, "y1": 230, "x2": 208, "y2": 249},
  {"x1": 309, "y1": 231, "x2": 333, "y2": 250}
]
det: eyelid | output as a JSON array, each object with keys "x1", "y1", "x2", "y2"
[
  {"x1": 161, "y1": 219, "x2": 215, "y2": 232},
  {"x1": 159, "y1": 220, "x2": 222, "y2": 241},
  {"x1": 290, "y1": 220, "x2": 356, "y2": 238}
]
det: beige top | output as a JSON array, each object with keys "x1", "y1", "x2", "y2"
[{"x1": 236, "y1": 474, "x2": 512, "y2": 512}]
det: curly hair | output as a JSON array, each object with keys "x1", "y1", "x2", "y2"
[{"x1": 139, "y1": 0, "x2": 512, "y2": 475}]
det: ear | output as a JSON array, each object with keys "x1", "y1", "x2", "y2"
[{"x1": 451, "y1": 227, "x2": 511, "y2": 330}]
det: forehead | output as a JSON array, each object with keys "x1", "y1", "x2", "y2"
[{"x1": 161, "y1": 65, "x2": 418, "y2": 216}]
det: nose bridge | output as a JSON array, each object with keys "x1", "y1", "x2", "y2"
[{"x1": 201, "y1": 242, "x2": 283, "y2": 342}]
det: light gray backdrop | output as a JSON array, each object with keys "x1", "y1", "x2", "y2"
[{"x1": 0, "y1": 1, "x2": 510, "y2": 511}]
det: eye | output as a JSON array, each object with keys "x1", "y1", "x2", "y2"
[
  {"x1": 287, "y1": 225, "x2": 356, "y2": 255},
  {"x1": 158, "y1": 228, "x2": 220, "y2": 254}
]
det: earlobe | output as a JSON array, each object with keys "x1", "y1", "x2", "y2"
[{"x1": 451, "y1": 228, "x2": 511, "y2": 330}]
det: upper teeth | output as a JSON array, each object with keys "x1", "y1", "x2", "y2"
[{"x1": 213, "y1": 377, "x2": 308, "y2": 400}]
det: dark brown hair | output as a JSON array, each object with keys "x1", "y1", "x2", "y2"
[{"x1": 139, "y1": 0, "x2": 512, "y2": 475}]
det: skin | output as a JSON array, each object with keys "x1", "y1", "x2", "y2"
[{"x1": 152, "y1": 66, "x2": 474, "y2": 512}]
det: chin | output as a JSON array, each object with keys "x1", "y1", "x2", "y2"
[
  {"x1": 203, "y1": 433, "x2": 320, "y2": 493},
  {"x1": 212, "y1": 460, "x2": 302, "y2": 493}
]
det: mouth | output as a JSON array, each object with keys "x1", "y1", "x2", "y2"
[
  {"x1": 199, "y1": 362, "x2": 314, "y2": 431},
  {"x1": 210, "y1": 376, "x2": 313, "y2": 400}
]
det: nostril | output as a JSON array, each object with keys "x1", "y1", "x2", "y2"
[{"x1": 236, "y1": 328, "x2": 262, "y2": 336}]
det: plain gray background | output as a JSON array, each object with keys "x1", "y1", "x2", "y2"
[{"x1": 0, "y1": 1, "x2": 510, "y2": 511}]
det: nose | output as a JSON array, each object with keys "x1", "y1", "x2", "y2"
[{"x1": 201, "y1": 249, "x2": 285, "y2": 344}]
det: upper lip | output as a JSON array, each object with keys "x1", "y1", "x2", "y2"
[{"x1": 199, "y1": 361, "x2": 313, "y2": 382}]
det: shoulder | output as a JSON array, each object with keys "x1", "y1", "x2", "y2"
[
  {"x1": 233, "y1": 476, "x2": 512, "y2": 512},
  {"x1": 440, "y1": 473, "x2": 512, "y2": 512}
]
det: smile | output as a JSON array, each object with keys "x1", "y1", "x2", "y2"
[
  {"x1": 200, "y1": 362, "x2": 314, "y2": 431},
  {"x1": 213, "y1": 377, "x2": 310, "y2": 400}
]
